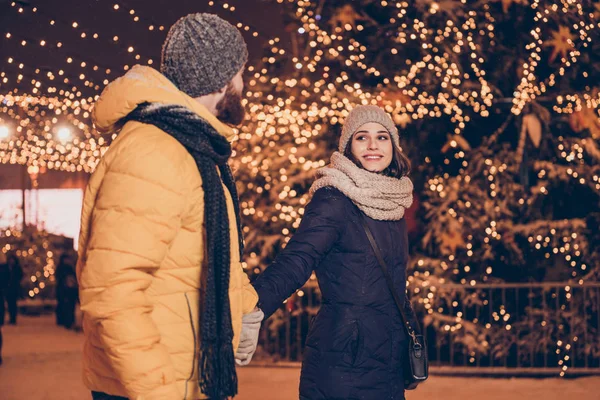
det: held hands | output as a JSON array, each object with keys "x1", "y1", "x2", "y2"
[{"x1": 235, "y1": 307, "x2": 264, "y2": 366}]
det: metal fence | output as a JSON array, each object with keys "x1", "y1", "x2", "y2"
[{"x1": 257, "y1": 282, "x2": 600, "y2": 375}]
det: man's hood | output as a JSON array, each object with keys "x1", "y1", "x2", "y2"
[{"x1": 92, "y1": 65, "x2": 235, "y2": 142}]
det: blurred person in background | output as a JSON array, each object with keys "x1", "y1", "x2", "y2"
[
  {"x1": 4, "y1": 253, "x2": 23, "y2": 326},
  {"x1": 55, "y1": 253, "x2": 79, "y2": 329}
]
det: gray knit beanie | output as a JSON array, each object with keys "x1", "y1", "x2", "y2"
[
  {"x1": 160, "y1": 13, "x2": 248, "y2": 98},
  {"x1": 339, "y1": 105, "x2": 400, "y2": 152}
]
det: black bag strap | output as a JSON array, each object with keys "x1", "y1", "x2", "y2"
[{"x1": 359, "y1": 213, "x2": 418, "y2": 342}]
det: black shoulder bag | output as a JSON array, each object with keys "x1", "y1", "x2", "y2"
[{"x1": 359, "y1": 214, "x2": 428, "y2": 390}]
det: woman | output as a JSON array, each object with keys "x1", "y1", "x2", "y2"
[{"x1": 253, "y1": 105, "x2": 420, "y2": 400}]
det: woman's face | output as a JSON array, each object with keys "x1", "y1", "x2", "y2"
[{"x1": 350, "y1": 122, "x2": 394, "y2": 173}]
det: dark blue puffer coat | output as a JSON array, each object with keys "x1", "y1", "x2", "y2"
[{"x1": 253, "y1": 187, "x2": 420, "y2": 400}]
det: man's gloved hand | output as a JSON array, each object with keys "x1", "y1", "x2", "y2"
[{"x1": 235, "y1": 307, "x2": 264, "y2": 366}]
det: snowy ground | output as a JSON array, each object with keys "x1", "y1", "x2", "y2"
[{"x1": 1, "y1": 315, "x2": 599, "y2": 400}]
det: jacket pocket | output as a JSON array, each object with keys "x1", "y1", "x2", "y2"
[
  {"x1": 183, "y1": 293, "x2": 197, "y2": 399},
  {"x1": 322, "y1": 319, "x2": 362, "y2": 367}
]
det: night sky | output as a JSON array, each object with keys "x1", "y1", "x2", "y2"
[{"x1": 0, "y1": 0, "x2": 288, "y2": 97}]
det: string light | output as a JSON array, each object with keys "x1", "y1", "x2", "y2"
[
  {"x1": 208, "y1": 1, "x2": 262, "y2": 38},
  {"x1": 0, "y1": 93, "x2": 110, "y2": 173},
  {"x1": 1, "y1": 55, "x2": 103, "y2": 95},
  {"x1": 1, "y1": 229, "x2": 61, "y2": 300},
  {"x1": 248, "y1": 1, "x2": 497, "y2": 136},
  {"x1": 512, "y1": 0, "x2": 597, "y2": 115},
  {"x1": 110, "y1": 2, "x2": 165, "y2": 31},
  {"x1": 3, "y1": 30, "x2": 116, "y2": 86},
  {"x1": 7, "y1": 1, "x2": 152, "y2": 65}
]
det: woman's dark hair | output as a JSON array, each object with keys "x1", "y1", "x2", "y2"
[{"x1": 344, "y1": 133, "x2": 411, "y2": 178}]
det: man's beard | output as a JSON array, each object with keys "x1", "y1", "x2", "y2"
[{"x1": 216, "y1": 83, "x2": 245, "y2": 126}]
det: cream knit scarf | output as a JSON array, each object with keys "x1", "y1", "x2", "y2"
[{"x1": 310, "y1": 152, "x2": 414, "y2": 221}]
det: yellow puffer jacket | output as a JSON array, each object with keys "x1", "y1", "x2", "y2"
[{"x1": 77, "y1": 65, "x2": 258, "y2": 400}]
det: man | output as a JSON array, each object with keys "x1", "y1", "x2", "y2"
[{"x1": 78, "y1": 14, "x2": 263, "y2": 400}]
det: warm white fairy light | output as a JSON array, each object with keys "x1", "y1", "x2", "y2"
[{"x1": 512, "y1": 0, "x2": 597, "y2": 115}]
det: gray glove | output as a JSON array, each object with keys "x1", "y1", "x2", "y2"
[{"x1": 235, "y1": 307, "x2": 264, "y2": 366}]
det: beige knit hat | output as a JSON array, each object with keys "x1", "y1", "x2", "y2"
[{"x1": 339, "y1": 105, "x2": 400, "y2": 152}]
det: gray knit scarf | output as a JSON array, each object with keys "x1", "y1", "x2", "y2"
[{"x1": 310, "y1": 152, "x2": 414, "y2": 221}]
